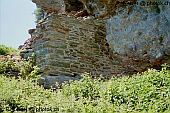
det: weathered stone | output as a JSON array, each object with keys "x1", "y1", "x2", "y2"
[
  {"x1": 68, "y1": 41, "x2": 80, "y2": 47},
  {"x1": 164, "y1": 48, "x2": 170, "y2": 56},
  {"x1": 20, "y1": 49, "x2": 34, "y2": 58},
  {"x1": 55, "y1": 49, "x2": 64, "y2": 55},
  {"x1": 48, "y1": 42, "x2": 67, "y2": 48},
  {"x1": 70, "y1": 68, "x2": 84, "y2": 73},
  {"x1": 35, "y1": 48, "x2": 50, "y2": 56},
  {"x1": 28, "y1": 29, "x2": 36, "y2": 35},
  {"x1": 49, "y1": 71, "x2": 74, "y2": 76},
  {"x1": 38, "y1": 75, "x2": 81, "y2": 89},
  {"x1": 70, "y1": 63, "x2": 79, "y2": 68},
  {"x1": 63, "y1": 56, "x2": 76, "y2": 60},
  {"x1": 23, "y1": 53, "x2": 34, "y2": 59},
  {"x1": 50, "y1": 33, "x2": 65, "y2": 39},
  {"x1": 32, "y1": 0, "x2": 66, "y2": 14},
  {"x1": 67, "y1": 35, "x2": 79, "y2": 40},
  {"x1": 103, "y1": 66, "x2": 111, "y2": 69},
  {"x1": 46, "y1": 61, "x2": 70, "y2": 68},
  {"x1": 39, "y1": 65, "x2": 51, "y2": 73},
  {"x1": 106, "y1": 1, "x2": 170, "y2": 60}
]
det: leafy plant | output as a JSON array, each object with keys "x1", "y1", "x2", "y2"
[
  {"x1": 62, "y1": 73, "x2": 102, "y2": 99},
  {"x1": 28, "y1": 66, "x2": 41, "y2": 81}
]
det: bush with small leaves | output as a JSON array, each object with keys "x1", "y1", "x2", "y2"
[
  {"x1": 0, "y1": 45, "x2": 18, "y2": 55},
  {"x1": 0, "y1": 53, "x2": 36, "y2": 79},
  {"x1": 0, "y1": 65, "x2": 170, "y2": 112}
]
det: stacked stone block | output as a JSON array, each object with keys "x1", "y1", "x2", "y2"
[{"x1": 30, "y1": 14, "x2": 124, "y2": 77}]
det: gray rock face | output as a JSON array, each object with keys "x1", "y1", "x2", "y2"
[
  {"x1": 38, "y1": 75, "x2": 81, "y2": 89},
  {"x1": 106, "y1": 0, "x2": 170, "y2": 60}
]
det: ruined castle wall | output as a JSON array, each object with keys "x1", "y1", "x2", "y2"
[
  {"x1": 30, "y1": 14, "x2": 124, "y2": 77},
  {"x1": 18, "y1": 0, "x2": 170, "y2": 89}
]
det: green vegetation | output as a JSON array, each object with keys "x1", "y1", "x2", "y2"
[
  {"x1": 34, "y1": 8, "x2": 44, "y2": 23},
  {"x1": 0, "y1": 54, "x2": 36, "y2": 77},
  {"x1": 0, "y1": 46, "x2": 170, "y2": 112},
  {"x1": 0, "y1": 45, "x2": 19, "y2": 55},
  {"x1": 0, "y1": 64, "x2": 170, "y2": 113}
]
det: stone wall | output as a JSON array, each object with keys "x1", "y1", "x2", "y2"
[{"x1": 28, "y1": 14, "x2": 125, "y2": 78}]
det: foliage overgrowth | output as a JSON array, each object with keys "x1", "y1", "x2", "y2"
[
  {"x1": 0, "y1": 64, "x2": 170, "y2": 113},
  {"x1": 33, "y1": 8, "x2": 44, "y2": 23}
]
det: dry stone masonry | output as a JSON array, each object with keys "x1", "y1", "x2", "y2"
[
  {"x1": 29, "y1": 14, "x2": 125, "y2": 77},
  {"x1": 20, "y1": 0, "x2": 170, "y2": 88}
]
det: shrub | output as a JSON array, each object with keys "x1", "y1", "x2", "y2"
[
  {"x1": 0, "y1": 45, "x2": 18, "y2": 55},
  {"x1": 62, "y1": 65, "x2": 170, "y2": 112},
  {"x1": 34, "y1": 8, "x2": 44, "y2": 23},
  {"x1": 0, "y1": 53, "x2": 36, "y2": 78},
  {"x1": 0, "y1": 65, "x2": 170, "y2": 112}
]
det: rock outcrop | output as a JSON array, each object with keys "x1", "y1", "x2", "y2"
[
  {"x1": 107, "y1": 0, "x2": 170, "y2": 57},
  {"x1": 20, "y1": 0, "x2": 170, "y2": 88},
  {"x1": 106, "y1": 0, "x2": 170, "y2": 71},
  {"x1": 32, "y1": 0, "x2": 66, "y2": 14}
]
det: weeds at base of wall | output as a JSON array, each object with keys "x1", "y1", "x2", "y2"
[{"x1": 0, "y1": 64, "x2": 170, "y2": 112}]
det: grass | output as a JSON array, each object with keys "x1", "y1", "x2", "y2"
[{"x1": 0, "y1": 64, "x2": 170, "y2": 113}]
